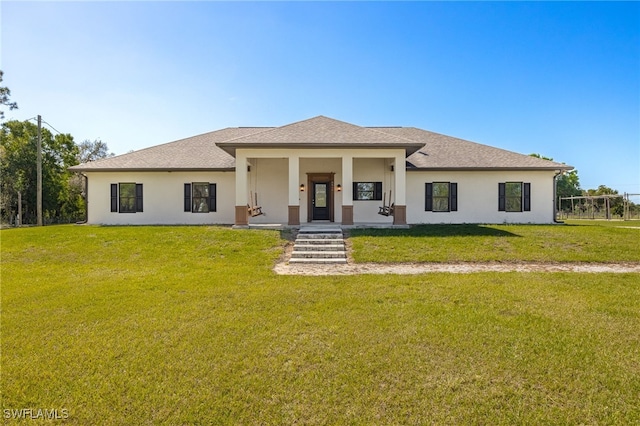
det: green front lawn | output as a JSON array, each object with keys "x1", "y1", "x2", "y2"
[
  {"x1": 2, "y1": 225, "x2": 639, "y2": 424},
  {"x1": 350, "y1": 222, "x2": 640, "y2": 263}
]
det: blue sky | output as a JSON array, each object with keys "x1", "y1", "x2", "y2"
[{"x1": 2, "y1": 1, "x2": 638, "y2": 195}]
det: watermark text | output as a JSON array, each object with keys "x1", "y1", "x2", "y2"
[{"x1": 3, "y1": 408, "x2": 69, "y2": 420}]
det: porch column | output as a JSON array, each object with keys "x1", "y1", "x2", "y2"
[
  {"x1": 288, "y1": 155, "x2": 300, "y2": 225},
  {"x1": 393, "y1": 153, "x2": 407, "y2": 225},
  {"x1": 341, "y1": 155, "x2": 353, "y2": 225},
  {"x1": 234, "y1": 153, "x2": 248, "y2": 226}
]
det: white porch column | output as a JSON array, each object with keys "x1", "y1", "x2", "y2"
[
  {"x1": 288, "y1": 155, "x2": 300, "y2": 225},
  {"x1": 341, "y1": 155, "x2": 353, "y2": 225},
  {"x1": 393, "y1": 152, "x2": 407, "y2": 225},
  {"x1": 234, "y1": 152, "x2": 248, "y2": 226}
]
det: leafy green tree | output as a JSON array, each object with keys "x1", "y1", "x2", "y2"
[
  {"x1": 69, "y1": 139, "x2": 115, "y2": 221},
  {"x1": 556, "y1": 170, "x2": 581, "y2": 199},
  {"x1": 587, "y1": 185, "x2": 618, "y2": 196},
  {"x1": 583, "y1": 185, "x2": 624, "y2": 218},
  {"x1": 0, "y1": 119, "x2": 80, "y2": 224},
  {"x1": 77, "y1": 138, "x2": 114, "y2": 163},
  {"x1": 529, "y1": 153, "x2": 554, "y2": 161},
  {"x1": 0, "y1": 70, "x2": 18, "y2": 120},
  {"x1": 529, "y1": 154, "x2": 581, "y2": 211}
]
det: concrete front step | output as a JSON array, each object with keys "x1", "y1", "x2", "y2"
[
  {"x1": 296, "y1": 233, "x2": 343, "y2": 240},
  {"x1": 289, "y1": 257, "x2": 347, "y2": 264},
  {"x1": 290, "y1": 228, "x2": 347, "y2": 264},
  {"x1": 293, "y1": 244, "x2": 345, "y2": 252},
  {"x1": 295, "y1": 238, "x2": 344, "y2": 245},
  {"x1": 291, "y1": 251, "x2": 347, "y2": 259},
  {"x1": 298, "y1": 227, "x2": 342, "y2": 233}
]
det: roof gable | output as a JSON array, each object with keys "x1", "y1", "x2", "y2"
[{"x1": 215, "y1": 116, "x2": 424, "y2": 155}]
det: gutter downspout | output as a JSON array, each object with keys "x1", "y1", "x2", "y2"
[
  {"x1": 79, "y1": 173, "x2": 89, "y2": 224},
  {"x1": 553, "y1": 171, "x2": 562, "y2": 223}
]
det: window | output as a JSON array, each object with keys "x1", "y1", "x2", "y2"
[
  {"x1": 110, "y1": 183, "x2": 143, "y2": 213},
  {"x1": 353, "y1": 182, "x2": 382, "y2": 201},
  {"x1": 184, "y1": 183, "x2": 216, "y2": 213},
  {"x1": 425, "y1": 182, "x2": 458, "y2": 212},
  {"x1": 499, "y1": 182, "x2": 531, "y2": 212}
]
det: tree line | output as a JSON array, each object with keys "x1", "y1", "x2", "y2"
[
  {"x1": 1, "y1": 71, "x2": 114, "y2": 225},
  {"x1": 0, "y1": 119, "x2": 113, "y2": 225},
  {"x1": 530, "y1": 154, "x2": 638, "y2": 219}
]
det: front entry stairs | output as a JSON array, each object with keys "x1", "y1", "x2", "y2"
[{"x1": 289, "y1": 227, "x2": 347, "y2": 264}]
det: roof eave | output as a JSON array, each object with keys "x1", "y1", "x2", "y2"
[
  {"x1": 69, "y1": 167, "x2": 235, "y2": 173},
  {"x1": 407, "y1": 165, "x2": 574, "y2": 171},
  {"x1": 217, "y1": 143, "x2": 424, "y2": 157}
]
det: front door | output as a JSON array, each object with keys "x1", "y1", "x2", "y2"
[{"x1": 312, "y1": 182, "x2": 330, "y2": 220}]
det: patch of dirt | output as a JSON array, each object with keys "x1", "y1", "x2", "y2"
[
  {"x1": 277, "y1": 228, "x2": 640, "y2": 275},
  {"x1": 273, "y1": 261, "x2": 640, "y2": 276}
]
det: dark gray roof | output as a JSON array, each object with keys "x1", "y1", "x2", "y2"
[
  {"x1": 70, "y1": 116, "x2": 573, "y2": 172},
  {"x1": 69, "y1": 127, "x2": 268, "y2": 172},
  {"x1": 379, "y1": 127, "x2": 572, "y2": 171},
  {"x1": 216, "y1": 116, "x2": 424, "y2": 156}
]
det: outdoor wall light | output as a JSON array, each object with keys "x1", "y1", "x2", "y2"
[
  {"x1": 336, "y1": 184, "x2": 342, "y2": 192},
  {"x1": 300, "y1": 184, "x2": 305, "y2": 192}
]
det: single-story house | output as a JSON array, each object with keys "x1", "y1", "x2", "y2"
[{"x1": 70, "y1": 116, "x2": 573, "y2": 227}]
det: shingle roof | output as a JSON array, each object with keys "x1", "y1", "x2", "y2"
[
  {"x1": 378, "y1": 127, "x2": 572, "y2": 171},
  {"x1": 216, "y1": 116, "x2": 425, "y2": 155},
  {"x1": 69, "y1": 127, "x2": 269, "y2": 172},
  {"x1": 70, "y1": 116, "x2": 573, "y2": 172}
]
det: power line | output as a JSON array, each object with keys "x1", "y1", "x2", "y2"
[
  {"x1": 41, "y1": 119, "x2": 63, "y2": 135},
  {"x1": 26, "y1": 116, "x2": 64, "y2": 135}
]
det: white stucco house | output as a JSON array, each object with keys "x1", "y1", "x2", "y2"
[{"x1": 69, "y1": 116, "x2": 573, "y2": 227}]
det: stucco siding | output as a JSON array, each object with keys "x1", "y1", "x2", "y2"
[
  {"x1": 352, "y1": 158, "x2": 395, "y2": 224},
  {"x1": 246, "y1": 158, "x2": 288, "y2": 224},
  {"x1": 85, "y1": 171, "x2": 236, "y2": 225},
  {"x1": 84, "y1": 167, "x2": 558, "y2": 226},
  {"x1": 406, "y1": 170, "x2": 557, "y2": 224}
]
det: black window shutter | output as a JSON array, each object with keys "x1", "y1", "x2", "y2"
[
  {"x1": 523, "y1": 182, "x2": 531, "y2": 211},
  {"x1": 209, "y1": 183, "x2": 217, "y2": 212},
  {"x1": 353, "y1": 182, "x2": 358, "y2": 201},
  {"x1": 135, "y1": 184, "x2": 143, "y2": 212},
  {"x1": 374, "y1": 182, "x2": 383, "y2": 201},
  {"x1": 425, "y1": 183, "x2": 433, "y2": 211},
  {"x1": 110, "y1": 184, "x2": 118, "y2": 212},
  {"x1": 498, "y1": 183, "x2": 506, "y2": 211},
  {"x1": 450, "y1": 183, "x2": 458, "y2": 212},
  {"x1": 184, "y1": 184, "x2": 191, "y2": 212}
]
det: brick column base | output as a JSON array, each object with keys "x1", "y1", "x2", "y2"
[
  {"x1": 288, "y1": 205, "x2": 300, "y2": 225},
  {"x1": 393, "y1": 205, "x2": 406, "y2": 225},
  {"x1": 342, "y1": 205, "x2": 353, "y2": 225},
  {"x1": 235, "y1": 205, "x2": 248, "y2": 226}
]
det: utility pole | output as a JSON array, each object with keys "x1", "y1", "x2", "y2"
[
  {"x1": 17, "y1": 191, "x2": 22, "y2": 226},
  {"x1": 37, "y1": 115, "x2": 43, "y2": 226}
]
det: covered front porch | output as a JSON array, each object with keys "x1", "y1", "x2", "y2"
[{"x1": 232, "y1": 148, "x2": 408, "y2": 227}]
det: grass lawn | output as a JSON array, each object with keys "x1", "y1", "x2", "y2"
[
  {"x1": 350, "y1": 221, "x2": 640, "y2": 263},
  {"x1": 2, "y1": 225, "x2": 639, "y2": 424}
]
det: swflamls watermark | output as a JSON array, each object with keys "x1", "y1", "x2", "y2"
[{"x1": 3, "y1": 408, "x2": 69, "y2": 420}]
